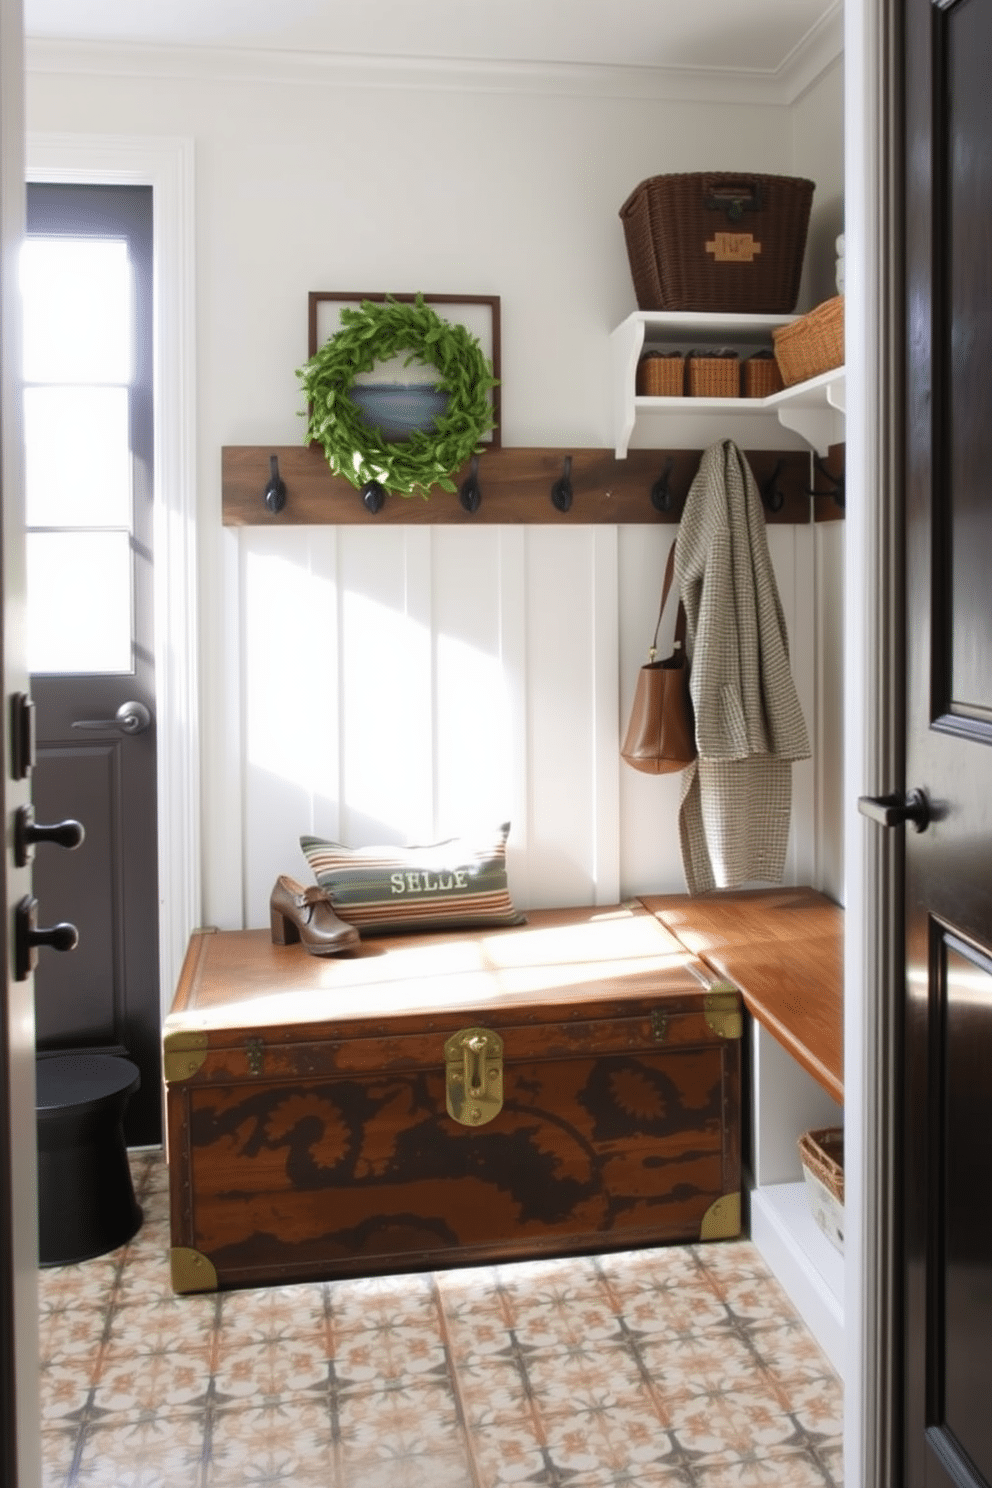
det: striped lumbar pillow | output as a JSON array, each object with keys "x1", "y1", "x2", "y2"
[{"x1": 299, "y1": 823, "x2": 525, "y2": 936}]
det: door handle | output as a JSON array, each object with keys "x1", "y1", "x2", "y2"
[
  {"x1": 14, "y1": 805, "x2": 85, "y2": 868},
  {"x1": 71, "y1": 700, "x2": 151, "y2": 735},
  {"x1": 857, "y1": 788, "x2": 931, "y2": 833},
  {"x1": 14, "y1": 895, "x2": 78, "y2": 981}
]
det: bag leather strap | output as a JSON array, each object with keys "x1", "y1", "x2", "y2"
[{"x1": 650, "y1": 540, "x2": 687, "y2": 660}]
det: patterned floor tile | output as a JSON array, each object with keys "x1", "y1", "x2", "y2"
[
  {"x1": 112, "y1": 1249, "x2": 183, "y2": 1308},
  {"x1": 519, "y1": 1341, "x2": 650, "y2": 1418},
  {"x1": 639, "y1": 1330, "x2": 768, "y2": 1398},
  {"x1": 217, "y1": 1281, "x2": 330, "y2": 1349},
  {"x1": 498, "y1": 1286, "x2": 624, "y2": 1352},
  {"x1": 39, "y1": 1305, "x2": 111, "y2": 1363},
  {"x1": 343, "y1": 1452, "x2": 472, "y2": 1488},
  {"x1": 465, "y1": 1422, "x2": 551, "y2": 1488},
  {"x1": 747, "y1": 1316, "x2": 838, "y2": 1382},
  {"x1": 331, "y1": 1321, "x2": 450, "y2": 1388},
  {"x1": 72, "y1": 1412, "x2": 208, "y2": 1487},
  {"x1": 39, "y1": 1359, "x2": 102, "y2": 1425},
  {"x1": 212, "y1": 1336, "x2": 332, "y2": 1401},
  {"x1": 783, "y1": 1376, "x2": 845, "y2": 1438},
  {"x1": 92, "y1": 1342, "x2": 214, "y2": 1419},
  {"x1": 108, "y1": 1293, "x2": 219, "y2": 1355},
  {"x1": 692, "y1": 1447, "x2": 837, "y2": 1486},
  {"x1": 540, "y1": 1402, "x2": 676, "y2": 1474},
  {"x1": 40, "y1": 1425, "x2": 80, "y2": 1488},
  {"x1": 37, "y1": 1258, "x2": 122, "y2": 1315},
  {"x1": 337, "y1": 1377, "x2": 464, "y2": 1459},
  {"x1": 452, "y1": 1353, "x2": 535, "y2": 1430},
  {"x1": 204, "y1": 1398, "x2": 337, "y2": 1486},
  {"x1": 596, "y1": 1244, "x2": 705, "y2": 1293},
  {"x1": 34, "y1": 1150, "x2": 844, "y2": 1487},
  {"x1": 664, "y1": 1385, "x2": 801, "y2": 1463},
  {"x1": 618, "y1": 1283, "x2": 730, "y2": 1341}
]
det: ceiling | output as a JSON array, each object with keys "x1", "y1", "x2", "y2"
[{"x1": 23, "y1": 0, "x2": 842, "y2": 77}]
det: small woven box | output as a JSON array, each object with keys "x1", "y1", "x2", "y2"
[
  {"x1": 687, "y1": 350, "x2": 740, "y2": 398},
  {"x1": 636, "y1": 352, "x2": 685, "y2": 397},
  {"x1": 798, "y1": 1127, "x2": 844, "y2": 1251},
  {"x1": 743, "y1": 350, "x2": 784, "y2": 398},
  {"x1": 773, "y1": 295, "x2": 845, "y2": 387}
]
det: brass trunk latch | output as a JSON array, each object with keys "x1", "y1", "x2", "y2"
[{"x1": 445, "y1": 1026, "x2": 503, "y2": 1127}]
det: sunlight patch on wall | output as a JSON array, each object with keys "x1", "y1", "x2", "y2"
[
  {"x1": 339, "y1": 587, "x2": 433, "y2": 841},
  {"x1": 435, "y1": 629, "x2": 514, "y2": 834},
  {"x1": 244, "y1": 549, "x2": 335, "y2": 793}
]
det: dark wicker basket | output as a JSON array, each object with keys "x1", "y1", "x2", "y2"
[{"x1": 619, "y1": 172, "x2": 815, "y2": 313}]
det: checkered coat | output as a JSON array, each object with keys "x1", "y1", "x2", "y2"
[{"x1": 674, "y1": 440, "x2": 810, "y2": 895}]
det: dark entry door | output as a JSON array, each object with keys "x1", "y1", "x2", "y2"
[
  {"x1": 23, "y1": 183, "x2": 161, "y2": 1144},
  {"x1": 903, "y1": 0, "x2": 992, "y2": 1482}
]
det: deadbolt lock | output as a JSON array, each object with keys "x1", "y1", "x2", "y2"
[{"x1": 444, "y1": 1026, "x2": 504, "y2": 1127}]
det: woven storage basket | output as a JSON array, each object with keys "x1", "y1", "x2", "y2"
[
  {"x1": 773, "y1": 295, "x2": 845, "y2": 387},
  {"x1": 636, "y1": 352, "x2": 685, "y2": 397},
  {"x1": 619, "y1": 172, "x2": 815, "y2": 313},
  {"x1": 743, "y1": 351, "x2": 784, "y2": 398},
  {"x1": 798, "y1": 1127, "x2": 844, "y2": 1251},
  {"x1": 687, "y1": 351, "x2": 739, "y2": 398}
]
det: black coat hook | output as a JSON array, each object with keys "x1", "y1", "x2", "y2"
[
  {"x1": 459, "y1": 455, "x2": 482, "y2": 514},
  {"x1": 808, "y1": 455, "x2": 846, "y2": 509},
  {"x1": 550, "y1": 455, "x2": 573, "y2": 513},
  {"x1": 264, "y1": 454, "x2": 287, "y2": 513},
  {"x1": 761, "y1": 459, "x2": 786, "y2": 514},
  {"x1": 361, "y1": 480, "x2": 386, "y2": 515},
  {"x1": 650, "y1": 458, "x2": 676, "y2": 513}
]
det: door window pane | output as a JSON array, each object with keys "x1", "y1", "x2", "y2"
[
  {"x1": 24, "y1": 386, "x2": 131, "y2": 528},
  {"x1": 21, "y1": 237, "x2": 132, "y2": 385},
  {"x1": 27, "y1": 531, "x2": 132, "y2": 675}
]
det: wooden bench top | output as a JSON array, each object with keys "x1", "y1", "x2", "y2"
[
  {"x1": 640, "y1": 887, "x2": 844, "y2": 1105},
  {"x1": 164, "y1": 903, "x2": 712, "y2": 1039}
]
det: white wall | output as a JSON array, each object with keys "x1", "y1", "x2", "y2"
[
  {"x1": 25, "y1": 44, "x2": 845, "y2": 930},
  {"x1": 793, "y1": 55, "x2": 846, "y2": 903}
]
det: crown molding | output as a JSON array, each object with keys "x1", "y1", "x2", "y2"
[
  {"x1": 25, "y1": 22, "x2": 843, "y2": 107},
  {"x1": 780, "y1": 1, "x2": 844, "y2": 103}
]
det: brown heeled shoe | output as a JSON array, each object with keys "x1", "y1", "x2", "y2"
[{"x1": 269, "y1": 876, "x2": 359, "y2": 956}]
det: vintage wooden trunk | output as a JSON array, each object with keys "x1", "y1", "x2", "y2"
[{"x1": 163, "y1": 903, "x2": 742, "y2": 1293}]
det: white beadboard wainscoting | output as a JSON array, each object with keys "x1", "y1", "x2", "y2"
[{"x1": 232, "y1": 516, "x2": 842, "y2": 931}]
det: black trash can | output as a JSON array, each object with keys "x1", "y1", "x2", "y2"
[{"x1": 36, "y1": 1053, "x2": 143, "y2": 1266}]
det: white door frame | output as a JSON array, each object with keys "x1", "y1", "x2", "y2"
[
  {"x1": 25, "y1": 133, "x2": 200, "y2": 1017},
  {"x1": 844, "y1": 0, "x2": 901, "y2": 1484}
]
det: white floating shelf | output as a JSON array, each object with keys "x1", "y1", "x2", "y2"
[{"x1": 610, "y1": 310, "x2": 845, "y2": 458}]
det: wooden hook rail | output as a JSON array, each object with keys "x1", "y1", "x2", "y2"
[{"x1": 221, "y1": 444, "x2": 846, "y2": 527}]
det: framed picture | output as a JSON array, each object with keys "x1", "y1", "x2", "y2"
[{"x1": 307, "y1": 292, "x2": 501, "y2": 449}]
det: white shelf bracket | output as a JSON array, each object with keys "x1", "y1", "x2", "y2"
[{"x1": 774, "y1": 404, "x2": 844, "y2": 458}]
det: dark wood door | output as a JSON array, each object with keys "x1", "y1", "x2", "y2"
[
  {"x1": 903, "y1": 0, "x2": 992, "y2": 1482},
  {"x1": 24, "y1": 183, "x2": 161, "y2": 1144}
]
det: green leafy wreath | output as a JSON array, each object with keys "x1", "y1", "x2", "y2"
[{"x1": 297, "y1": 294, "x2": 497, "y2": 498}]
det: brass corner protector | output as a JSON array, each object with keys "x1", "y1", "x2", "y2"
[
  {"x1": 163, "y1": 1030, "x2": 209, "y2": 1083},
  {"x1": 170, "y1": 1246, "x2": 218, "y2": 1294},
  {"x1": 699, "y1": 1191, "x2": 742, "y2": 1242},
  {"x1": 704, "y1": 986, "x2": 743, "y2": 1040}
]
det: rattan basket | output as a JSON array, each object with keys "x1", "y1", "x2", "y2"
[
  {"x1": 687, "y1": 351, "x2": 740, "y2": 398},
  {"x1": 636, "y1": 352, "x2": 685, "y2": 397},
  {"x1": 773, "y1": 296, "x2": 845, "y2": 387},
  {"x1": 619, "y1": 172, "x2": 815, "y2": 313},
  {"x1": 798, "y1": 1127, "x2": 844, "y2": 1251},
  {"x1": 743, "y1": 350, "x2": 784, "y2": 398}
]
